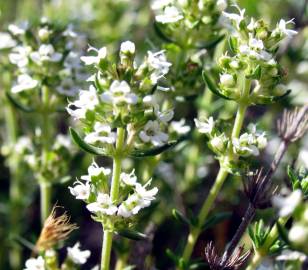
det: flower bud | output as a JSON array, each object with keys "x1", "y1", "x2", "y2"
[
  {"x1": 273, "y1": 84, "x2": 288, "y2": 95},
  {"x1": 38, "y1": 28, "x2": 51, "y2": 41},
  {"x1": 120, "y1": 40, "x2": 135, "y2": 55},
  {"x1": 216, "y1": 0, "x2": 227, "y2": 12},
  {"x1": 210, "y1": 135, "x2": 225, "y2": 152},
  {"x1": 220, "y1": 73, "x2": 235, "y2": 87},
  {"x1": 289, "y1": 224, "x2": 308, "y2": 245}
]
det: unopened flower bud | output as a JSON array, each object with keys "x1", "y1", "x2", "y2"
[
  {"x1": 38, "y1": 28, "x2": 51, "y2": 41},
  {"x1": 216, "y1": 0, "x2": 227, "y2": 11},
  {"x1": 120, "y1": 40, "x2": 135, "y2": 55},
  {"x1": 220, "y1": 73, "x2": 235, "y2": 87},
  {"x1": 210, "y1": 136, "x2": 225, "y2": 152},
  {"x1": 273, "y1": 84, "x2": 288, "y2": 95},
  {"x1": 289, "y1": 224, "x2": 308, "y2": 245}
]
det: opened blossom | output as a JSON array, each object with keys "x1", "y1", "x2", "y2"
[
  {"x1": 30, "y1": 44, "x2": 62, "y2": 64},
  {"x1": 155, "y1": 6, "x2": 183, "y2": 24},
  {"x1": 67, "y1": 85, "x2": 99, "y2": 119},
  {"x1": 69, "y1": 181, "x2": 91, "y2": 200},
  {"x1": 101, "y1": 80, "x2": 138, "y2": 106},
  {"x1": 80, "y1": 161, "x2": 111, "y2": 182},
  {"x1": 24, "y1": 256, "x2": 45, "y2": 270},
  {"x1": 195, "y1": 117, "x2": 215, "y2": 134},
  {"x1": 87, "y1": 193, "x2": 118, "y2": 215},
  {"x1": 139, "y1": 120, "x2": 169, "y2": 146},
  {"x1": 12, "y1": 74, "x2": 38, "y2": 93},
  {"x1": 80, "y1": 45, "x2": 107, "y2": 66},
  {"x1": 67, "y1": 242, "x2": 91, "y2": 265},
  {"x1": 84, "y1": 123, "x2": 116, "y2": 145}
]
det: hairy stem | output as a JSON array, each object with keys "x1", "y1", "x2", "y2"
[{"x1": 101, "y1": 127, "x2": 125, "y2": 270}]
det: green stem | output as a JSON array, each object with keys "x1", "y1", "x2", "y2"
[
  {"x1": 40, "y1": 182, "x2": 51, "y2": 224},
  {"x1": 100, "y1": 128, "x2": 125, "y2": 270},
  {"x1": 181, "y1": 102, "x2": 248, "y2": 264},
  {"x1": 39, "y1": 85, "x2": 52, "y2": 225},
  {"x1": 5, "y1": 99, "x2": 22, "y2": 269},
  {"x1": 246, "y1": 216, "x2": 288, "y2": 270},
  {"x1": 115, "y1": 254, "x2": 128, "y2": 270}
]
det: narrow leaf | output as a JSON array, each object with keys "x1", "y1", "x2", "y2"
[
  {"x1": 6, "y1": 91, "x2": 35, "y2": 113},
  {"x1": 202, "y1": 212, "x2": 232, "y2": 230},
  {"x1": 172, "y1": 209, "x2": 191, "y2": 227},
  {"x1": 130, "y1": 140, "x2": 178, "y2": 158},
  {"x1": 202, "y1": 71, "x2": 233, "y2": 100},
  {"x1": 69, "y1": 127, "x2": 107, "y2": 156},
  {"x1": 116, "y1": 229, "x2": 147, "y2": 241}
]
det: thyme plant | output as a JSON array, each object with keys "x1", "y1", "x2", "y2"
[{"x1": 67, "y1": 40, "x2": 175, "y2": 270}]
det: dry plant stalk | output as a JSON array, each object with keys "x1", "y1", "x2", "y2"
[{"x1": 35, "y1": 205, "x2": 78, "y2": 252}]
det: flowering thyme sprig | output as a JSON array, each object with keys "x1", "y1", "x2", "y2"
[
  {"x1": 67, "y1": 40, "x2": 174, "y2": 270},
  {"x1": 208, "y1": 6, "x2": 298, "y2": 105}
]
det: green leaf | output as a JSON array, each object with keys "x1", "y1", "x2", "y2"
[
  {"x1": 153, "y1": 22, "x2": 175, "y2": 43},
  {"x1": 172, "y1": 209, "x2": 191, "y2": 227},
  {"x1": 130, "y1": 140, "x2": 179, "y2": 158},
  {"x1": 202, "y1": 71, "x2": 233, "y2": 100},
  {"x1": 6, "y1": 91, "x2": 35, "y2": 113},
  {"x1": 228, "y1": 36, "x2": 238, "y2": 53},
  {"x1": 246, "y1": 65, "x2": 261, "y2": 80},
  {"x1": 287, "y1": 166, "x2": 301, "y2": 190},
  {"x1": 197, "y1": 35, "x2": 225, "y2": 50},
  {"x1": 116, "y1": 229, "x2": 147, "y2": 241},
  {"x1": 252, "y1": 90, "x2": 291, "y2": 105},
  {"x1": 276, "y1": 222, "x2": 290, "y2": 245},
  {"x1": 69, "y1": 127, "x2": 108, "y2": 156},
  {"x1": 202, "y1": 212, "x2": 232, "y2": 231}
]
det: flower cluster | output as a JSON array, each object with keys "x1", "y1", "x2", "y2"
[
  {"x1": 152, "y1": 0, "x2": 227, "y2": 48},
  {"x1": 195, "y1": 117, "x2": 267, "y2": 158},
  {"x1": 1, "y1": 19, "x2": 87, "y2": 103},
  {"x1": 69, "y1": 161, "x2": 158, "y2": 225},
  {"x1": 215, "y1": 6, "x2": 297, "y2": 103},
  {"x1": 24, "y1": 242, "x2": 90, "y2": 270},
  {"x1": 67, "y1": 40, "x2": 174, "y2": 151}
]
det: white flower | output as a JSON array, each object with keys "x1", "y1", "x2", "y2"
[
  {"x1": 139, "y1": 120, "x2": 169, "y2": 146},
  {"x1": 8, "y1": 22, "x2": 28, "y2": 35},
  {"x1": 12, "y1": 74, "x2": 38, "y2": 93},
  {"x1": 24, "y1": 256, "x2": 45, "y2": 270},
  {"x1": 81, "y1": 161, "x2": 111, "y2": 182},
  {"x1": 0, "y1": 32, "x2": 16, "y2": 49},
  {"x1": 120, "y1": 41, "x2": 135, "y2": 54},
  {"x1": 276, "y1": 250, "x2": 307, "y2": 262},
  {"x1": 220, "y1": 73, "x2": 235, "y2": 87},
  {"x1": 80, "y1": 45, "x2": 107, "y2": 65},
  {"x1": 257, "y1": 133, "x2": 267, "y2": 149},
  {"x1": 216, "y1": 0, "x2": 227, "y2": 11},
  {"x1": 67, "y1": 85, "x2": 99, "y2": 119},
  {"x1": 249, "y1": 37, "x2": 264, "y2": 50},
  {"x1": 9, "y1": 45, "x2": 31, "y2": 67},
  {"x1": 30, "y1": 44, "x2": 62, "y2": 64},
  {"x1": 101, "y1": 80, "x2": 138, "y2": 106},
  {"x1": 272, "y1": 189, "x2": 302, "y2": 217},
  {"x1": 170, "y1": 119, "x2": 191, "y2": 135},
  {"x1": 87, "y1": 193, "x2": 118, "y2": 215},
  {"x1": 275, "y1": 19, "x2": 298, "y2": 38},
  {"x1": 147, "y1": 50, "x2": 172, "y2": 84},
  {"x1": 54, "y1": 134, "x2": 71, "y2": 149},
  {"x1": 118, "y1": 183, "x2": 158, "y2": 218},
  {"x1": 194, "y1": 117, "x2": 215, "y2": 134},
  {"x1": 69, "y1": 181, "x2": 91, "y2": 200},
  {"x1": 222, "y1": 7, "x2": 246, "y2": 29},
  {"x1": 156, "y1": 108, "x2": 174, "y2": 123},
  {"x1": 67, "y1": 242, "x2": 91, "y2": 265},
  {"x1": 155, "y1": 6, "x2": 184, "y2": 24},
  {"x1": 15, "y1": 137, "x2": 33, "y2": 154},
  {"x1": 151, "y1": 0, "x2": 173, "y2": 10},
  {"x1": 84, "y1": 123, "x2": 117, "y2": 145},
  {"x1": 135, "y1": 183, "x2": 158, "y2": 201},
  {"x1": 121, "y1": 170, "x2": 137, "y2": 186}
]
